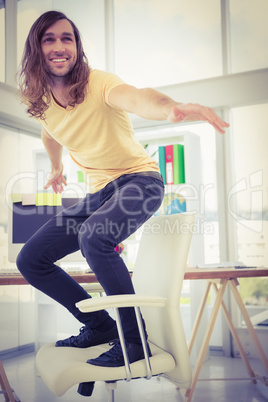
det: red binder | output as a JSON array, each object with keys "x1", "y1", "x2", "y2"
[{"x1": 165, "y1": 145, "x2": 174, "y2": 184}]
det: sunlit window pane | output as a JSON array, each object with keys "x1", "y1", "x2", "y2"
[
  {"x1": 231, "y1": 103, "x2": 268, "y2": 307},
  {"x1": 114, "y1": 0, "x2": 222, "y2": 87},
  {"x1": 0, "y1": 2, "x2": 5, "y2": 83},
  {"x1": 231, "y1": 104, "x2": 268, "y2": 228},
  {"x1": 229, "y1": 0, "x2": 268, "y2": 73},
  {"x1": 17, "y1": 0, "x2": 52, "y2": 68}
]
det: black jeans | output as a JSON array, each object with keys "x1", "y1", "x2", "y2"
[{"x1": 17, "y1": 172, "x2": 164, "y2": 343}]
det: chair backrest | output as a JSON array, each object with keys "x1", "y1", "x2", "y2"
[{"x1": 132, "y1": 213, "x2": 194, "y2": 388}]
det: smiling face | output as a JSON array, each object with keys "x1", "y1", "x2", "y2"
[{"x1": 41, "y1": 19, "x2": 77, "y2": 80}]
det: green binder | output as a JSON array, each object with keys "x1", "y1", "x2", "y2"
[
  {"x1": 173, "y1": 144, "x2": 185, "y2": 184},
  {"x1": 158, "y1": 146, "x2": 166, "y2": 184}
]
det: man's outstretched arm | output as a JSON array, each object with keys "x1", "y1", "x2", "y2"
[{"x1": 108, "y1": 84, "x2": 229, "y2": 134}]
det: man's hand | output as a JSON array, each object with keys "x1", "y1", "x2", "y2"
[
  {"x1": 167, "y1": 103, "x2": 229, "y2": 134},
  {"x1": 44, "y1": 164, "x2": 67, "y2": 194}
]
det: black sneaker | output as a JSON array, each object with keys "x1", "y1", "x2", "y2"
[
  {"x1": 87, "y1": 339, "x2": 151, "y2": 367},
  {"x1": 55, "y1": 325, "x2": 118, "y2": 348}
]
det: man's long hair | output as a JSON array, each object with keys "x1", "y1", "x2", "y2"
[{"x1": 18, "y1": 11, "x2": 90, "y2": 120}]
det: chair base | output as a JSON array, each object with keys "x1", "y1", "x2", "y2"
[{"x1": 105, "y1": 381, "x2": 116, "y2": 402}]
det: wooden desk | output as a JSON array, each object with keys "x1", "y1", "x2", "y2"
[
  {"x1": 1, "y1": 266, "x2": 267, "y2": 285},
  {"x1": 185, "y1": 266, "x2": 268, "y2": 280},
  {"x1": 0, "y1": 267, "x2": 268, "y2": 402},
  {"x1": 0, "y1": 271, "x2": 99, "y2": 286},
  {"x1": 184, "y1": 267, "x2": 268, "y2": 401}
]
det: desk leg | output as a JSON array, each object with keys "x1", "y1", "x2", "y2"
[
  {"x1": 188, "y1": 281, "x2": 212, "y2": 355},
  {"x1": 229, "y1": 279, "x2": 268, "y2": 375},
  {"x1": 0, "y1": 374, "x2": 9, "y2": 402},
  {"x1": 0, "y1": 360, "x2": 20, "y2": 402},
  {"x1": 185, "y1": 280, "x2": 227, "y2": 402},
  {"x1": 212, "y1": 283, "x2": 257, "y2": 383}
]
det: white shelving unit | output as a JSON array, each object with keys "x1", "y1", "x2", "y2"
[{"x1": 136, "y1": 129, "x2": 205, "y2": 268}]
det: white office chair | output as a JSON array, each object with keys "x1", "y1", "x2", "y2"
[{"x1": 36, "y1": 213, "x2": 194, "y2": 401}]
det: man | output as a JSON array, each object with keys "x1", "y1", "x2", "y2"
[{"x1": 17, "y1": 10, "x2": 229, "y2": 368}]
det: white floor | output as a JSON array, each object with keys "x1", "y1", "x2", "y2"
[{"x1": 1, "y1": 352, "x2": 268, "y2": 402}]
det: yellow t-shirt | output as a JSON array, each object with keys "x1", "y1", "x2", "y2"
[{"x1": 38, "y1": 69, "x2": 159, "y2": 193}]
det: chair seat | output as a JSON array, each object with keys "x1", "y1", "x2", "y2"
[{"x1": 36, "y1": 341, "x2": 176, "y2": 396}]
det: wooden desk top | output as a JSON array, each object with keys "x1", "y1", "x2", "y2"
[
  {"x1": 184, "y1": 266, "x2": 268, "y2": 280},
  {"x1": 0, "y1": 272, "x2": 98, "y2": 286},
  {"x1": 0, "y1": 267, "x2": 267, "y2": 286}
]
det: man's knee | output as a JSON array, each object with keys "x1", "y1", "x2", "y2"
[
  {"x1": 16, "y1": 242, "x2": 46, "y2": 274},
  {"x1": 16, "y1": 244, "x2": 32, "y2": 275}
]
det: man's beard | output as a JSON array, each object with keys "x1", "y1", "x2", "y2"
[{"x1": 44, "y1": 59, "x2": 76, "y2": 81}]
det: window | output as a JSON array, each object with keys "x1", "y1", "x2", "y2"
[
  {"x1": 186, "y1": 123, "x2": 220, "y2": 264},
  {"x1": 230, "y1": 103, "x2": 268, "y2": 310},
  {"x1": 114, "y1": 0, "x2": 222, "y2": 87},
  {"x1": 17, "y1": 0, "x2": 50, "y2": 68},
  {"x1": 0, "y1": 1, "x2": 5, "y2": 82},
  {"x1": 229, "y1": 0, "x2": 268, "y2": 73}
]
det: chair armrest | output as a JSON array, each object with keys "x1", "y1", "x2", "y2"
[{"x1": 76, "y1": 294, "x2": 166, "y2": 313}]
